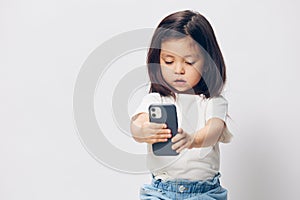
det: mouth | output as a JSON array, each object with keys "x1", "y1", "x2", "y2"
[
  {"x1": 173, "y1": 79, "x2": 187, "y2": 86},
  {"x1": 174, "y1": 79, "x2": 186, "y2": 83}
]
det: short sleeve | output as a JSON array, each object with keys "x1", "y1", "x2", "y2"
[
  {"x1": 205, "y1": 96, "x2": 233, "y2": 143},
  {"x1": 205, "y1": 96, "x2": 228, "y2": 122},
  {"x1": 130, "y1": 93, "x2": 162, "y2": 120}
]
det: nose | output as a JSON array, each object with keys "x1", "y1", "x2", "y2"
[{"x1": 174, "y1": 63, "x2": 185, "y2": 74}]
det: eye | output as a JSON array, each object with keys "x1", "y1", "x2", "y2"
[
  {"x1": 164, "y1": 60, "x2": 174, "y2": 65},
  {"x1": 185, "y1": 61, "x2": 195, "y2": 65}
]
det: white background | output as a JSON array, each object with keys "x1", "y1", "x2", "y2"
[{"x1": 1, "y1": 0, "x2": 300, "y2": 199}]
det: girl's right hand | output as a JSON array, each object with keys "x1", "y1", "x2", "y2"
[{"x1": 134, "y1": 122, "x2": 172, "y2": 144}]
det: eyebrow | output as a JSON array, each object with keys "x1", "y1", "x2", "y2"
[{"x1": 160, "y1": 52, "x2": 197, "y2": 59}]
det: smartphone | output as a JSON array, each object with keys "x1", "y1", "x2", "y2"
[{"x1": 149, "y1": 104, "x2": 179, "y2": 156}]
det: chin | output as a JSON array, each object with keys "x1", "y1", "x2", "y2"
[
  {"x1": 174, "y1": 87, "x2": 195, "y2": 94},
  {"x1": 175, "y1": 88, "x2": 187, "y2": 92}
]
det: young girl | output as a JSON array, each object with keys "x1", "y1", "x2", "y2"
[{"x1": 130, "y1": 10, "x2": 232, "y2": 200}]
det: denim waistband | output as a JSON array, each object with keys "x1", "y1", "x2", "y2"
[{"x1": 151, "y1": 173, "x2": 221, "y2": 193}]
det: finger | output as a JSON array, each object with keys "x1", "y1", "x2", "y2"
[
  {"x1": 149, "y1": 122, "x2": 167, "y2": 129},
  {"x1": 148, "y1": 133, "x2": 171, "y2": 140},
  {"x1": 176, "y1": 144, "x2": 189, "y2": 153},
  {"x1": 149, "y1": 129, "x2": 171, "y2": 138},
  {"x1": 171, "y1": 132, "x2": 185, "y2": 143},
  {"x1": 154, "y1": 128, "x2": 171, "y2": 135},
  {"x1": 135, "y1": 130, "x2": 171, "y2": 140},
  {"x1": 172, "y1": 138, "x2": 187, "y2": 151},
  {"x1": 171, "y1": 128, "x2": 183, "y2": 142},
  {"x1": 148, "y1": 138, "x2": 168, "y2": 144}
]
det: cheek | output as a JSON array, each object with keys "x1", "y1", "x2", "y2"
[
  {"x1": 192, "y1": 74, "x2": 201, "y2": 83},
  {"x1": 160, "y1": 66, "x2": 170, "y2": 81},
  {"x1": 160, "y1": 66, "x2": 171, "y2": 76},
  {"x1": 187, "y1": 68, "x2": 202, "y2": 83},
  {"x1": 195, "y1": 63, "x2": 205, "y2": 75}
]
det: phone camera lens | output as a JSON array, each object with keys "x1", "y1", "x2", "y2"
[
  {"x1": 152, "y1": 113, "x2": 156, "y2": 118},
  {"x1": 151, "y1": 108, "x2": 155, "y2": 112}
]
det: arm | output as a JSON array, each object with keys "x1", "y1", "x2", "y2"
[
  {"x1": 171, "y1": 118, "x2": 225, "y2": 153},
  {"x1": 172, "y1": 96, "x2": 229, "y2": 152},
  {"x1": 130, "y1": 112, "x2": 171, "y2": 144},
  {"x1": 190, "y1": 117, "x2": 225, "y2": 148}
]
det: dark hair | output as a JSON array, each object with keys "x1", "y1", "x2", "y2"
[{"x1": 147, "y1": 10, "x2": 226, "y2": 99}]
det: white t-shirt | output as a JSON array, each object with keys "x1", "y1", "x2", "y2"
[{"x1": 131, "y1": 92, "x2": 232, "y2": 181}]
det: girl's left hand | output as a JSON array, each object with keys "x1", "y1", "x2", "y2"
[{"x1": 171, "y1": 128, "x2": 194, "y2": 153}]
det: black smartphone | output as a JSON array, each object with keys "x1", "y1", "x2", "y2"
[{"x1": 149, "y1": 104, "x2": 179, "y2": 156}]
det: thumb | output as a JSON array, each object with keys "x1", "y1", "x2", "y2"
[{"x1": 177, "y1": 128, "x2": 183, "y2": 134}]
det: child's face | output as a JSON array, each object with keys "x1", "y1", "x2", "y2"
[{"x1": 160, "y1": 36, "x2": 205, "y2": 92}]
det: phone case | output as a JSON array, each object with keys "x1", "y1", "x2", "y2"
[{"x1": 149, "y1": 104, "x2": 179, "y2": 156}]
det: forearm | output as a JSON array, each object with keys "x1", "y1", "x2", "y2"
[
  {"x1": 130, "y1": 113, "x2": 148, "y2": 143},
  {"x1": 191, "y1": 118, "x2": 225, "y2": 148}
]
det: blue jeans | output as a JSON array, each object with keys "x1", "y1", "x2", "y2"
[{"x1": 140, "y1": 173, "x2": 227, "y2": 200}]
